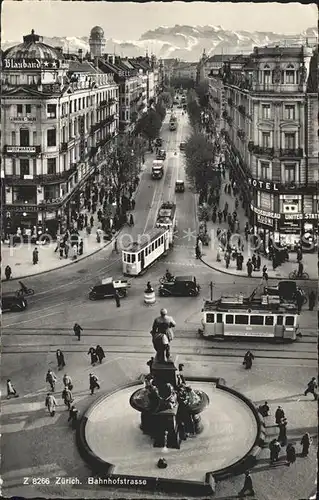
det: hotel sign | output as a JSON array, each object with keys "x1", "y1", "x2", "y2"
[
  {"x1": 3, "y1": 58, "x2": 60, "y2": 70},
  {"x1": 284, "y1": 213, "x2": 319, "y2": 220},
  {"x1": 5, "y1": 146, "x2": 38, "y2": 154},
  {"x1": 248, "y1": 178, "x2": 279, "y2": 191},
  {"x1": 251, "y1": 204, "x2": 280, "y2": 219}
]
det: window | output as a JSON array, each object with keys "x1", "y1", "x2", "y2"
[
  {"x1": 69, "y1": 101, "x2": 73, "y2": 114},
  {"x1": 260, "y1": 161, "x2": 270, "y2": 180},
  {"x1": 206, "y1": 314, "x2": 215, "y2": 323},
  {"x1": 284, "y1": 164, "x2": 296, "y2": 183},
  {"x1": 131, "y1": 254, "x2": 136, "y2": 263},
  {"x1": 152, "y1": 243, "x2": 154, "y2": 251},
  {"x1": 262, "y1": 104, "x2": 271, "y2": 119},
  {"x1": 264, "y1": 70, "x2": 271, "y2": 85},
  {"x1": 265, "y1": 316, "x2": 274, "y2": 326},
  {"x1": 235, "y1": 315, "x2": 249, "y2": 325},
  {"x1": 47, "y1": 158, "x2": 56, "y2": 175},
  {"x1": 11, "y1": 131, "x2": 16, "y2": 145},
  {"x1": 216, "y1": 314, "x2": 223, "y2": 323},
  {"x1": 47, "y1": 104, "x2": 57, "y2": 118},
  {"x1": 258, "y1": 192, "x2": 274, "y2": 211},
  {"x1": 276, "y1": 315, "x2": 283, "y2": 325},
  {"x1": 225, "y1": 314, "x2": 234, "y2": 324},
  {"x1": 284, "y1": 133, "x2": 296, "y2": 150},
  {"x1": 250, "y1": 315, "x2": 264, "y2": 325},
  {"x1": 74, "y1": 100, "x2": 77, "y2": 112},
  {"x1": 286, "y1": 70, "x2": 295, "y2": 84},
  {"x1": 138, "y1": 253, "x2": 141, "y2": 262},
  {"x1": 20, "y1": 129, "x2": 30, "y2": 146},
  {"x1": 262, "y1": 132, "x2": 271, "y2": 148},
  {"x1": 25, "y1": 104, "x2": 31, "y2": 114},
  {"x1": 17, "y1": 104, "x2": 23, "y2": 115},
  {"x1": 285, "y1": 316, "x2": 295, "y2": 326},
  {"x1": 285, "y1": 105, "x2": 295, "y2": 120},
  {"x1": 20, "y1": 159, "x2": 30, "y2": 176},
  {"x1": 47, "y1": 129, "x2": 56, "y2": 147}
]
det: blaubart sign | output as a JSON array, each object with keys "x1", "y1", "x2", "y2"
[{"x1": 3, "y1": 59, "x2": 60, "y2": 70}]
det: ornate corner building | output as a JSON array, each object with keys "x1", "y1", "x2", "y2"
[{"x1": 205, "y1": 44, "x2": 318, "y2": 252}]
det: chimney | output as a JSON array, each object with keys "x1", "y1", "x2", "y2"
[{"x1": 78, "y1": 49, "x2": 83, "y2": 62}]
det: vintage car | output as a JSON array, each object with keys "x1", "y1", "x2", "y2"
[
  {"x1": 179, "y1": 142, "x2": 186, "y2": 150},
  {"x1": 1, "y1": 292, "x2": 27, "y2": 312},
  {"x1": 264, "y1": 280, "x2": 307, "y2": 305},
  {"x1": 156, "y1": 149, "x2": 166, "y2": 160},
  {"x1": 175, "y1": 180, "x2": 185, "y2": 193},
  {"x1": 155, "y1": 137, "x2": 163, "y2": 147},
  {"x1": 89, "y1": 277, "x2": 131, "y2": 300},
  {"x1": 159, "y1": 275, "x2": 200, "y2": 297}
]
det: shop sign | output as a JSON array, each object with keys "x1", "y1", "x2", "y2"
[
  {"x1": 251, "y1": 204, "x2": 280, "y2": 219},
  {"x1": 248, "y1": 178, "x2": 279, "y2": 191},
  {"x1": 3, "y1": 58, "x2": 60, "y2": 70},
  {"x1": 257, "y1": 214, "x2": 273, "y2": 227},
  {"x1": 6, "y1": 205, "x2": 38, "y2": 212},
  {"x1": 6, "y1": 146, "x2": 36, "y2": 154},
  {"x1": 10, "y1": 117, "x2": 36, "y2": 123},
  {"x1": 284, "y1": 213, "x2": 319, "y2": 220}
]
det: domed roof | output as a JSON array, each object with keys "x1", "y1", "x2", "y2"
[
  {"x1": 90, "y1": 26, "x2": 105, "y2": 39},
  {"x1": 4, "y1": 30, "x2": 63, "y2": 60}
]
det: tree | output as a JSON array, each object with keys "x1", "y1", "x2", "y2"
[
  {"x1": 135, "y1": 108, "x2": 162, "y2": 147},
  {"x1": 103, "y1": 135, "x2": 143, "y2": 212},
  {"x1": 184, "y1": 132, "x2": 219, "y2": 200},
  {"x1": 187, "y1": 90, "x2": 202, "y2": 127},
  {"x1": 158, "y1": 90, "x2": 173, "y2": 108},
  {"x1": 195, "y1": 80, "x2": 210, "y2": 108}
]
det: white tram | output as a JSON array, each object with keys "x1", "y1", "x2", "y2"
[
  {"x1": 155, "y1": 202, "x2": 177, "y2": 246},
  {"x1": 122, "y1": 228, "x2": 170, "y2": 276},
  {"x1": 199, "y1": 294, "x2": 300, "y2": 342}
]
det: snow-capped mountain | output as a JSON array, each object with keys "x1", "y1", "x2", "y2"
[{"x1": 2, "y1": 25, "x2": 317, "y2": 62}]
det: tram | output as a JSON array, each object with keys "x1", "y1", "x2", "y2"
[
  {"x1": 122, "y1": 228, "x2": 170, "y2": 276},
  {"x1": 155, "y1": 202, "x2": 176, "y2": 246},
  {"x1": 198, "y1": 292, "x2": 300, "y2": 342}
]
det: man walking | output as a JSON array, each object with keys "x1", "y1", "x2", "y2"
[
  {"x1": 304, "y1": 377, "x2": 317, "y2": 400},
  {"x1": 32, "y1": 247, "x2": 39, "y2": 265},
  {"x1": 62, "y1": 386, "x2": 73, "y2": 410},
  {"x1": 63, "y1": 373, "x2": 73, "y2": 390},
  {"x1": 269, "y1": 438, "x2": 281, "y2": 464},
  {"x1": 45, "y1": 393, "x2": 57, "y2": 417},
  {"x1": 238, "y1": 471, "x2": 255, "y2": 497},
  {"x1": 275, "y1": 406, "x2": 285, "y2": 425},
  {"x1": 246, "y1": 259, "x2": 253, "y2": 277},
  {"x1": 114, "y1": 290, "x2": 121, "y2": 307},
  {"x1": 46, "y1": 369, "x2": 57, "y2": 392},
  {"x1": 89, "y1": 373, "x2": 100, "y2": 395},
  {"x1": 73, "y1": 322, "x2": 83, "y2": 341}
]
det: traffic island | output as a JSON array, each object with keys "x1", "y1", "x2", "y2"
[{"x1": 77, "y1": 374, "x2": 265, "y2": 496}]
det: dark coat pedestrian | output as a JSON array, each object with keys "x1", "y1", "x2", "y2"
[
  {"x1": 56, "y1": 349, "x2": 66, "y2": 370},
  {"x1": 89, "y1": 373, "x2": 100, "y2": 395},
  {"x1": 96, "y1": 345, "x2": 105, "y2": 363},
  {"x1": 90, "y1": 215, "x2": 94, "y2": 227},
  {"x1": 275, "y1": 406, "x2": 285, "y2": 425},
  {"x1": 62, "y1": 387, "x2": 73, "y2": 410},
  {"x1": 114, "y1": 290, "x2": 121, "y2": 307},
  {"x1": 308, "y1": 291, "x2": 316, "y2": 311},
  {"x1": 78, "y1": 239, "x2": 84, "y2": 256},
  {"x1": 246, "y1": 259, "x2": 253, "y2": 277},
  {"x1": 84, "y1": 214, "x2": 88, "y2": 227},
  {"x1": 256, "y1": 254, "x2": 261, "y2": 271},
  {"x1": 238, "y1": 471, "x2": 255, "y2": 497},
  {"x1": 243, "y1": 350, "x2": 254, "y2": 369},
  {"x1": 296, "y1": 290, "x2": 303, "y2": 314},
  {"x1": 46, "y1": 369, "x2": 57, "y2": 392},
  {"x1": 298, "y1": 261, "x2": 304, "y2": 277},
  {"x1": 129, "y1": 213, "x2": 134, "y2": 226},
  {"x1": 97, "y1": 209, "x2": 102, "y2": 221},
  {"x1": 286, "y1": 443, "x2": 296, "y2": 466},
  {"x1": 304, "y1": 377, "x2": 317, "y2": 399},
  {"x1": 278, "y1": 418, "x2": 288, "y2": 446},
  {"x1": 68, "y1": 405, "x2": 79, "y2": 429},
  {"x1": 212, "y1": 211, "x2": 217, "y2": 223},
  {"x1": 258, "y1": 401, "x2": 270, "y2": 417},
  {"x1": 269, "y1": 438, "x2": 281, "y2": 463},
  {"x1": 225, "y1": 252, "x2": 230, "y2": 268},
  {"x1": 64, "y1": 243, "x2": 69, "y2": 259},
  {"x1": 6, "y1": 379, "x2": 18, "y2": 398},
  {"x1": 218, "y1": 210, "x2": 222, "y2": 224},
  {"x1": 300, "y1": 432, "x2": 312, "y2": 456},
  {"x1": 59, "y1": 246, "x2": 64, "y2": 259},
  {"x1": 252, "y1": 254, "x2": 257, "y2": 270},
  {"x1": 5, "y1": 265, "x2": 12, "y2": 280},
  {"x1": 33, "y1": 247, "x2": 39, "y2": 265},
  {"x1": 73, "y1": 323, "x2": 83, "y2": 340},
  {"x1": 88, "y1": 347, "x2": 98, "y2": 365},
  {"x1": 131, "y1": 199, "x2": 136, "y2": 210}
]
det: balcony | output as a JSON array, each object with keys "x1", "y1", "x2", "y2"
[
  {"x1": 252, "y1": 145, "x2": 274, "y2": 157},
  {"x1": 279, "y1": 148, "x2": 303, "y2": 158},
  {"x1": 4, "y1": 145, "x2": 41, "y2": 156},
  {"x1": 60, "y1": 142, "x2": 68, "y2": 152},
  {"x1": 4, "y1": 165, "x2": 77, "y2": 186}
]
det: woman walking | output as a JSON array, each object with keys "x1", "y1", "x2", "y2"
[
  {"x1": 56, "y1": 349, "x2": 66, "y2": 370},
  {"x1": 6, "y1": 379, "x2": 19, "y2": 399},
  {"x1": 88, "y1": 347, "x2": 98, "y2": 365}
]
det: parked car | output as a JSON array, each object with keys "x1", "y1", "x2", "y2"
[
  {"x1": 159, "y1": 276, "x2": 200, "y2": 297},
  {"x1": 89, "y1": 277, "x2": 131, "y2": 300},
  {"x1": 156, "y1": 149, "x2": 166, "y2": 160},
  {"x1": 1, "y1": 292, "x2": 27, "y2": 312},
  {"x1": 155, "y1": 138, "x2": 163, "y2": 147},
  {"x1": 175, "y1": 180, "x2": 185, "y2": 193},
  {"x1": 179, "y1": 142, "x2": 186, "y2": 150}
]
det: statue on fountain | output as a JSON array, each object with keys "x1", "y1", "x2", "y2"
[{"x1": 150, "y1": 308, "x2": 176, "y2": 363}]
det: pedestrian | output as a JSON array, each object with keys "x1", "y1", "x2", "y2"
[
  {"x1": 131, "y1": 198, "x2": 136, "y2": 210},
  {"x1": 269, "y1": 438, "x2": 281, "y2": 464},
  {"x1": 73, "y1": 322, "x2": 83, "y2": 341},
  {"x1": 114, "y1": 290, "x2": 121, "y2": 307},
  {"x1": 237, "y1": 252, "x2": 244, "y2": 271},
  {"x1": 296, "y1": 290, "x2": 304, "y2": 314},
  {"x1": 252, "y1": 254, "x2": 257, "y2": 271},
  {"x1": 243, "y1": 350, "x2": 254, "y2": 369},
  {"x1": 177, "y1": 363, "x2": 186, "y2": 386},
  {"x1": 238, "y1": 471, "x2": 255, "y2": 497},
  {"x1": 297, "y1": 260, "x2": 304, "y2": 277},
  {"x1": 89, "y1": 373, "x2": 100, "y2": 395},
  {"x1": 45, "y1": 393, "x2": 57, "y2": 416},
  {"x1": 300, "y1": 432, "x2": 312, "y2": 457},
  {"x1": 246, "y1": 259, "x2": 253, "y2": 277},
  {"x1": 46, "y1": 369, "x2": 57, "y2": 392},
  {"x1": 63, "y1": 373, "x2": 73, "y2": 390},
  {"x1": 256, "y1": 254, "x2": 261, "y2": 271},
  {"x1": 84, "y1": 214, "x2": 88, "y2": 227},
  {"x1": 62, "y1": 386, "x2": 74, "y2": 410},
  {"x1": 304, "y1": 377, "x2": 317, "y2": 400},
  {"x1": 68, "y1": 405, "x2": 79, "y2": 429},
  {"x1": 286, "y1": 443, "x2": 296, "y2": 466},
  {"x1": 54, "y1": 235, "x2": 60, "y2": 253},
  {"x1": 6, "y1": 379, "x2": 18, "y2": 399},
  {"x1": 88, "y1": 347, "x2": 98, "y2": 365},
  {"x1": 56, "y1": 349, "x2": 66, "y2": 370},
  {"x1": 32, "y1": 247, "x2": 39, "y2": 265},
  {"x1": 114, "y1": 239, "x2": 119, "y2": 254},
  {"x1": 258, "y1": 401, "x2": 270, "y2": 417},
  {"x1": 97, "y1": 209, "x2": 102, "y2": 222},
  {"x1": 96, "y1": 345, "x2": 105, "y2": 363},
  {"x1": 225, "y1": 251, "x2": 230, "y2": 269},
  {"x1": 308, "y1": 291, "x2": 316, "y2": 311},
  {"x1": 278, "y1": 417, "x2": 288, "y2": 446},
  {"x1": 212, "y1": 211, "x2": 217, "y2": 224},
  {"x1": 78, "y1": 238, "x2": 84, "y2": 256},
  {"x1": 72, "y1": 244, "x2": 77, "y2": 260},
  {"x1": 275, "y1": 406, "x2": 285, "y2": 425},
  {"x1": 5, "y1": 265, "x2": 12, "y2": 280},
  {"x1": 64, "y1": 242, "x2": 69, "y2": 259},
  {"x1": 90, "y1": 215, "x2": 94, "y2": 227}
]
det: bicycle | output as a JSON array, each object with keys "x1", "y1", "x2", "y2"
[{"x1": 288, "y1": 270, "x2": 309, "y2": 280}]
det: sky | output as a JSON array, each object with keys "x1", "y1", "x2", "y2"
[{"x1": 2, "y1": 1, "x2": 317, "y2": 42}]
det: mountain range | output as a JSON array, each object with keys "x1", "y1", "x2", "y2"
[{"x1": 2, "y1": 25, "x2": 317, "y2": 62}]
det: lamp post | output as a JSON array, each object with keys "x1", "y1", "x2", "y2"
[{"x1": 209, "y1": 281, "x2": 214, "y2": 301}]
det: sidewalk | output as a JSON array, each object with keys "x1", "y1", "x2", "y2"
[{"x1": 199, "y1": 172, "x2": 318, "y2": 281}]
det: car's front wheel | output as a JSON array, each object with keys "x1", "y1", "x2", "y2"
[
  {"x1": 189, "y1": 289, "x2": 198, "y2": 297},
  {"x1": 89, "y1": 293, "x2": 96, "y2": 301}
]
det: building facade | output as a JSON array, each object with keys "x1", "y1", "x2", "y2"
[
  {"x1": 1, "y1": 30, "x2": 119, "y2": 236},
  {"x1": 209, "y1": 44, "x2": 317, "y2": 251}
]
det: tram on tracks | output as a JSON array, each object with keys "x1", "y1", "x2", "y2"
[
  {"x1": 122, "y1": 228, "x2": 170, "y2": 276},
  {"x1": 155, "y1": 202, "x2": 177, "y2": 246},
  {"x1": 198, "y1": 291, "x2": 300, "y2": 342}
]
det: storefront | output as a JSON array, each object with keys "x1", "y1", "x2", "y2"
[{"x1": 5, "y1": 205, "x2": 39, "y2": 235}]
